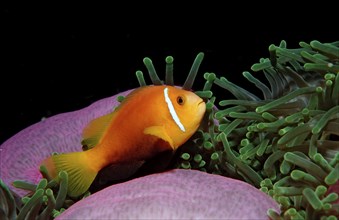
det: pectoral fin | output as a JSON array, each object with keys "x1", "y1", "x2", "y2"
[{"x1": 144, "y1": 126, "x2": 174, "y2": 149}]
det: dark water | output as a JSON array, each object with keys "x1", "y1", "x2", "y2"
[{"x1": 1, "y1": 5, "x2": 337, "y2": 144}]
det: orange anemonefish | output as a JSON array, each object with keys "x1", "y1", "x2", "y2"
[{"x1": 41, "y1": 85, "x2": 206, "y2": 197}]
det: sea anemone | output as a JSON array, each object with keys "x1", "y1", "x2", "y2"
[{"x1": 174, "y1": 40, "x2": 339, "y2": 219}]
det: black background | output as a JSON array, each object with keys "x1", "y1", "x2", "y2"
[{"x1": 1, "y1": 4, "x2": 337, "y2": 144}]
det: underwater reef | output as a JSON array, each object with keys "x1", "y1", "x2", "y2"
[{"x1": 0, "y1": 40, "x2": 338, "y2": 219}]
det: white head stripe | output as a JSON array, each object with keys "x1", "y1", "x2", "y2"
[{"x1": 164, "y1": 87, "x2": 186, "y2": 132}]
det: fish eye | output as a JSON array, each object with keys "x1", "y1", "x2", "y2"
[{"x1": 177, "y1": 96, "x2": 185, "y2": 105}]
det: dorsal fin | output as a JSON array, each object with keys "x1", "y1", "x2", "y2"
[
  {"x1": 113, "y1": 86, "x2": 151, "y2": 112},
  {"x1": 81, "y1": 112, "x2": 114, "y2": 148}
]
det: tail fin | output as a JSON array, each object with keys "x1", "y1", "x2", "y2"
[{"x1": 41, "y1": 151, "x2": 98, "y2": 198}]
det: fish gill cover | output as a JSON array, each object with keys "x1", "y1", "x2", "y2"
[{"x1": 0, "y1": 40, "x2": 338, "y2": 219}]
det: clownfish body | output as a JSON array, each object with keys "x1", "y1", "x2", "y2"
[{"x1": 41, "y1": 85, "x2": 206, "y2": 197}]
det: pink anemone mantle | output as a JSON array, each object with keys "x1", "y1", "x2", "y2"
[{"x1": 57, "y1": 169, "x2": 280, "y2": 219}]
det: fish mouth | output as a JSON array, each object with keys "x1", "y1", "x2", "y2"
[
  {"x1": 198, "y1": 100, "x2": 205, "y2": 106},
  {"x1": 197, "y1": 100, "x2": 206, "y2": 113}
]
